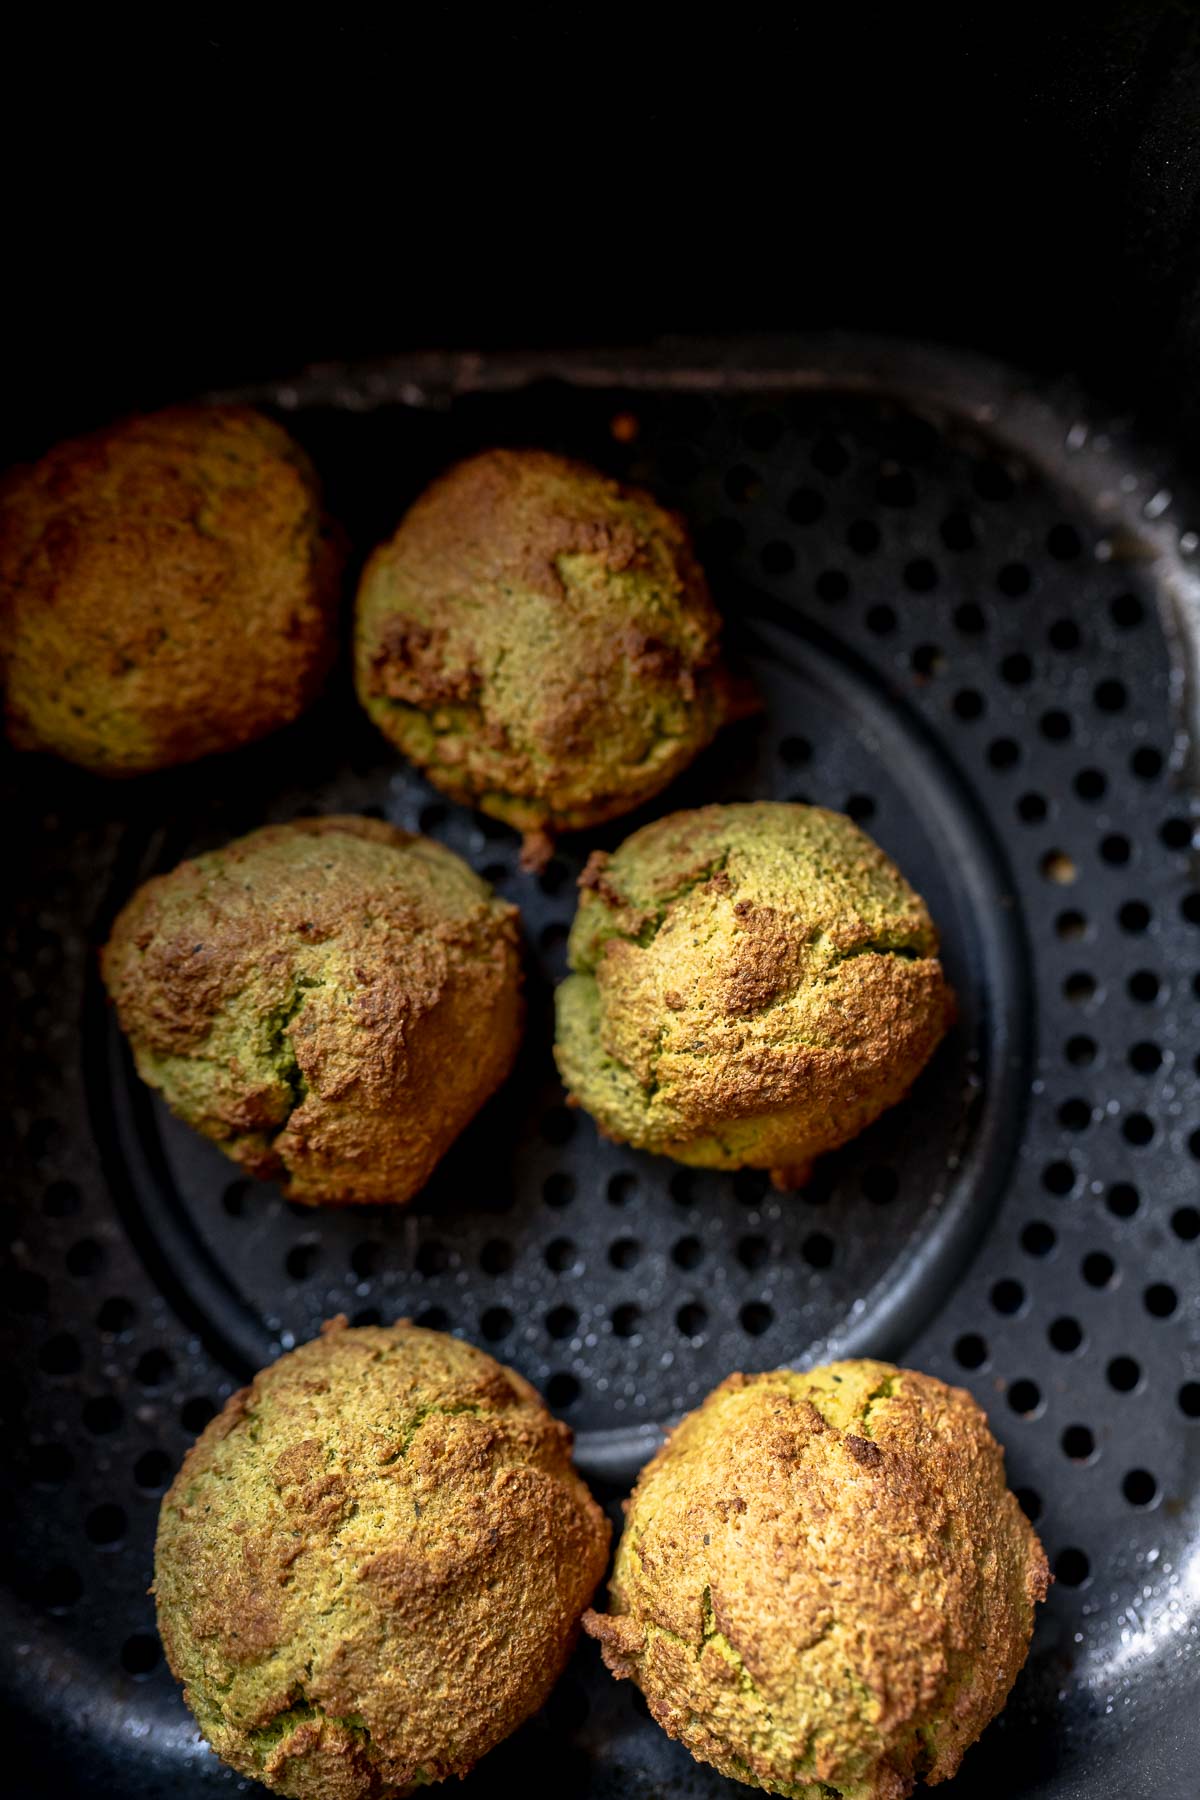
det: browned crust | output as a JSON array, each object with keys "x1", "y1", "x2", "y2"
[
  {"x1": 557, "y1": 803, "x2": 957, "y2": 1178},
  {"x1": 0, "y1": 405, "x2": 343, "y2": 773},
  {"x1": 100, "y1": 815, "x2": 523, "y2": 1207},
  {"x1": 584, "y1": 1361, "x2": 1049, "y2": 1799},
  {"x1": 155, "y1": 1320, "x2": 611, "y2": 1794},
  {"x1": 354, "y1": 448, "x2": 748, "y2": 848}
]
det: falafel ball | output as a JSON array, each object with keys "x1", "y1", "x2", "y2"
[
  {"x1": 0, "y1": 406, "x2": 341, "y2": 773},
  {"x1": 155, "y1": 1317, "x2": 610, "y2": 1798},
  {"x1": 554, "y1": 801, "x2": 954, "y2": 1186},
  {"x1": 354, "y1": 448, "x2": 745, "y2": 868},
  {"x1": 585, "y1": 1360, "x2": 1048, "y2": 1799},
  {"x1": 101, "y1": 816, "x2": 522, "y2": 1206}
]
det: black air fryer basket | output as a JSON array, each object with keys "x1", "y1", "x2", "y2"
[{"x1": 2, "y1": 338, "x2": 1198, "y2": 1800}]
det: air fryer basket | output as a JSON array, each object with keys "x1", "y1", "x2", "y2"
[{"x1": 2, "y1": 339, "x2": 1197, "y2": 1800}]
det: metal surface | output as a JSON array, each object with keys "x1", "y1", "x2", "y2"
[{"x1": 2, "y1": 339, "x2": 1197, "y2": 1798}]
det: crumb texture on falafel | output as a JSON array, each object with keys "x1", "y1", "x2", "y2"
[
  {"x1": 0, "y1": 406, "x2": 341, "y2": 773},
  {"x1": 101, "y1": 816, "x2": 523, "y2": 1206},
  {"x1": 554, "y1": 802, "x2": 954, "y2": 1180},
  {"x1": 354, "y1": 449, "x2": 742, "y2": 856},
  {"x1": 155, "y1": 1319, "x2": 610, "y2": 1798},
  {"x1": 585, "y1": 1360, "x2": 1048, "y2": 1800}
]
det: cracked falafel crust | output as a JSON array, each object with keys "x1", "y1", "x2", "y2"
[
  {"x1": 554, "y1": 802, "x2": 955, "y2": 1184},
  {"x1": 0, "y1": 405, "x2": 343, "y2": 774},
  {"x1": 100, "y1": 815, "x2": 523, "y2": 1206},
  {"x1": 585, "y1": 1360, "x2": 1048, "y2": 1799},
  {"x1": 155, "y1": 1317, "x2": 611, "y2": 1798},
  {"x1": 353, "y1": 448, "x2": 747, "y2": 868}
]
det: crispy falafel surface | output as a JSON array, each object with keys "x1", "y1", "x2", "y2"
[
  {"x1": 101, "y1": 816, "x2": 522, "y2": 1206},
  {"x1": 554, "y1": 802, "x2": 955, "y2": 1184},
  {"x1": 354, "y1": 448, "x2": 743, "y2": 866},
  {"x1": 155, "y1": 1318, "x2": 611, "y2": 1798},
  {"x1": 0, "y1": 405, "x2": 341, "y2": 773},
  {"x1": 585, "y1": 1360, "x2": 1048, "y2": 1799}
]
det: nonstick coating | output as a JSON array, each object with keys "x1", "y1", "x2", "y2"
[{"x1": 1, "y1": 341, "x2": 1197, "y2": 1799}]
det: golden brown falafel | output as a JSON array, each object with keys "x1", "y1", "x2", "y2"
[
  {"x1": 554, "y1": 802, "x2": 954, "y2": 1185},
  {"x1": 0, "y1": 406, "x2": 342, "y2": 773},
  {"x1": 101, "y1": 816, "x2": 522, "y2": 1206},
  {"x1": 585, "y1": 1360, "x2": 1048, "y2": 1799},
  {"x1": 155, "y1": 1317, "x2": 611, "y2": 1798},
  {"x1": 354, "y1": 448, "x2": 746, "y2": 868}
]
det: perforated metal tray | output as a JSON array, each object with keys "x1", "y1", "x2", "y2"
[{"x1": 2, "y1": 338, "x2": 1197, "y2": 1799}]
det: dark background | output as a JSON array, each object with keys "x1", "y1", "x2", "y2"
[
  {"x1": 3, "y1": 12, "x2": 1200, "y2": 1797},
  {"x1": 5, "y1": 8, "x2": 1200, "y2": 445}
]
